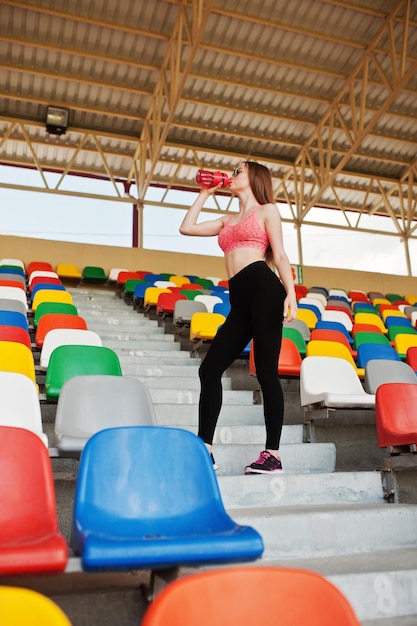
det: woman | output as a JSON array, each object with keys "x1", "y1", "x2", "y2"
[{"x1": 179, "y1": 161, "x2": 297, "y2": 473}]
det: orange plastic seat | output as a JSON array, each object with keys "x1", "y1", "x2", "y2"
[
  {"x1": 250, "y1": 337, "x2": 302, "y2": 378},
  {"x1": 310, "y1": 328, "x2": 357, "y2": 359},
  {"x1": 141, "y1": 566, "x2": 360, "y2": 626},
  {"x1": 35, "y1": 313, "x2": 88, "y2": 347},
  {"x1": 0, "y1": 426, "x2": 68, "y2": 575},
  {"x1": 375, "y1": 382, "x2": 417, "y2": 449}
]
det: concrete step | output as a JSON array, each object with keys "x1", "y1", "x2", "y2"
[
  {"x1": 217, "y1": 470, "x2": 385, "y2": 508},
  {"x1": 147, "y1": 387, "x2": 254, "y2": 404},
  {"x1": 212, "y1": 442, "x2": 336, "y2": 475},
  {"x1": 126, "y1": 374, "x2": 233, "y2": 390},
  {"x1": 265, "y1": 548, "x2": 417, "y2": 623},
  {"x1": 103, "y1": 338, "x2": 181, "y2": 351},
  {"x1": 233, "y1": 503, "x2": 417, "y2": 561}
]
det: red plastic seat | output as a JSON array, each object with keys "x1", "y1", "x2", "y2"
[
  {"x1": 375, "y1": 382, "x2": 417, "y2": 449},
  {"x1": 0, "y1": 426, "x2": 68, "y2": 575},
  {"x1": 35, "y1": 313, "x2": 88, "y2": 347},
  {"x1": 250, "y1": 337, "x2": 302, "y2": 378},
  {"x1": 27, "y1": 261, "x2": 54, "y2": 276},
  {"x1": 310, "y1": 328, "x2": 357, "y2": 359},
  {"x1": 406, "y1": 346, "x2": 417, "y2": 373},
  {"x1": 29, "y1": 276, "x2": 63, "y2": 292},
  {"x1": 0, "y1": 325, "x2": 32, "y2": 350},
  {"x1": 156, "y1": 291, "x2": 187, "y2": 317}
]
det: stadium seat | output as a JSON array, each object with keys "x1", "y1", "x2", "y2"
[
  {"x1": 45, "y1": 345, "x2": 122, "y2": 400},
  {"x1": 315, "y1": 320, "x2": 354, "y2": 344},
  {"x1": 354, "y1": 312, "x2": 387, "y2": 334},
  {"x1": 0, "y1": 257, "x2": 25, "y2": 271},
  {"x1": 375, "y1": 383, "x2": 417, "y2": 450},
  {"x1": 387, "y1": 324, "x2": 417, "y2": 343},
  {"x1": 0, "y1": 286, "x2": 28, "y2": 311},
  {"x1": 35, "y1": 312, "x2": 88, "y2": 347},
  {"x1": 168, "y1": 275, "x2": 190, "y2": 287},
  {"x1": 40, "y1": 329, "x2": 103, "y2": 370},
  {"x1": 364, "y1": 359, "x2": 417, "y2": 394},
  {"x1": 30, "y1": 283, "x2": 66, "y2": 302},
  {"x1": 394, "y1": 333, "x2": 417, "y2": 361},
  {"x1": 144, "y1": 287, "x2": 172, "y2": 311},
  {"x1": 300, "y1": 356, "x2": 374, "y2": 409},
  {"x1": 82, "y1": 266, "x2": 108, "y2": 283},
  {"x1": 310, "y1": 328, "x2": 357, "y2": 359},
  {"x1": 282, "y1": 326, "x2": 307, "y2": 357},
  {"x1": 70, "y1": 426, "x2": 263, "y2": 572},
  {"x1": 33, "y1": 301, "x2": 79, "y2": 327},
  {"x1": 108, "y1": 267, "x2": 129, "y2": 283},
  {"x1": 194, "y1": 294, "x2": 224, "y2": 313},
  {"x1": 0, "y1": 372, "x2": 48, "y2": 446},
  {"x1": 0, "y1": 587, "x2": 72, "y2": 626},
  {"x1": 0, "y1": 325, "x2": 31, "y2": 350},
  {"x1": 295, "y1": 307, "x2": 318, "y2": 330},
  {"x1": 0, "y1": 310, "x2": 29, "y2": 331},
  {"x1": 32, "y1": 289, "x2": 74, "y2": 312},
  {"x1": 173, "y1": 299, "x2": 207, "y2": 338},
  {"x1": 190, "y1": 312, "x2": 226, "y2": 346},
  {"x1": 356, "y1": 343, "x2": 401, "y2": 369},
  {"x1": 306, "y1": 339, "x2": 364, "y2": 378},
  {"x1": 249, "y1": 337, "x2": 302, "y2": 379},
  {"x1": 353, "y1": 331, "x2": 391, "y2": 350},
  {"x1": 321, "y1": 310, "x2": 352, "y2": 332},
  {"x1": 156, "y1": 291, "x2": 187, "y2": 319},
  {"x1": 28, "y1": 270, "x2": 59, "y2": 286},
  {"x1": 0, "y1": 278, "x2": 26, "y2": 291},
  {"x1": 55, "y1": 375, "x2": 156, "y2": 453},
  {"x1": 284, "y1": 318, "x2": 311, "y2": 341},
  {"x1": 0, "y1": 341, "x2": 37, "y2": 385},
  {"x1": 29, "y1": 276, "x2": 63, "y2": 292},
  {"x1": 0, "y1": 272, "x2": 26, "y2": 286},
  {"x1": 0, "y1": 426, "x2": 68, "y2": 575},
  {"x1": 56, "y1": 263, "x2": 82, "y2": 281},
  {"x1": 406, "y1": 346, "x2": 417, "y2": 373},
  {"x1": 141, "y1": 565, "x2": 360, "y2": 626},
  {"x1": 27, "y1": 261, "x2": 54, "y2": 275}
]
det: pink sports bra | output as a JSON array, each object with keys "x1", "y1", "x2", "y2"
[{"x1": 218, "y1": 205, "x2": 269, "y2": 255}]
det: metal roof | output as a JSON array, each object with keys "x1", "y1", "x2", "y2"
[{"x1": 1, "y1": 0, "x2": 417, "y2": 261}]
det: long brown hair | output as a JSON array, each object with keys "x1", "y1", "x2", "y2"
[
  {"x1": 245, "y1": 161, "x2": 274, "y2": 205},
  {"x1": 245, "y1": 161, "x2": 275, "y2": 262}
]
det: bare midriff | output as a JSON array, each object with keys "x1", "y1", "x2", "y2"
[{"x1": 224, "y1": 248, "x2": 266, "y2": 279}]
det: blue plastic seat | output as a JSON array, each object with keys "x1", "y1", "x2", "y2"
[
  {"x1": 0, "y1": 310, "x2": 29, "y2": 331},
  {"x1": 356, "y1": 343, "x2": 401, "y2": 369},
  {"x1": 71, "y1": 426, "x2": 264, "y2": 571},
  {"x1": 30, "y1": 283, "x2": 66, "y2": 302}
]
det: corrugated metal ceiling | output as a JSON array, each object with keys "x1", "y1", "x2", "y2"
[{"x1": 0, "y1": 0, "x2": 416, "y2": 236}]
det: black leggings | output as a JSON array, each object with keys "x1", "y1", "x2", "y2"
[{"x1": 198, "y1": 260, "x2": 287, "y2": 449}]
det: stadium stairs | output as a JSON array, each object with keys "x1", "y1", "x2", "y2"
[{"x1": 7, "y1": 285, "x2": 417, "y2": 626}]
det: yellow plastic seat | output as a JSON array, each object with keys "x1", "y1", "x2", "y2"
[
  {"x1": 56, "y1": 263, "x2": 82, "y2": 280},
  {"x1": 144, "y1": 287, "x2": 172, "y2": 309},
  {"x1": 0, "y1": 586, "x2": 72, "y2": 625},
  {"x1": 0, "y1": 340, "x2": 37, "y2": 385},
  {"x1": 295, "y1": 307, "x2": 318, "y2": 330},
  {"x1": 353, "y1": 312, "x2": 387, "y2": 334},
  {"x1": 380, "y1": 308, "x2": 407, "y2": 322},
  {"x1": 393, "y1": 333, "x2": 417, "y2": 361},
  {"x1": 168, "y1": 275, "x2": 191, "y2": 287},
  {"x1": 32, "y1": 289, "x2": 74, "y2": 312},
  {"x1": 190, "y1": 311, "x2": 226, "y2": 342},
  {"x1": 306, "y1": 339, "x2": 364, "y2": 378},
  {"x1": 405, "y1": 294, "x2": 417, "y2": 306}
]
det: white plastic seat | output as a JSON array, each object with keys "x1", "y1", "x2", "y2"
[
  {"x1": 0, "y1": 286, "x2": 28, "y2": 310},
  {"x1": 321, "y1": 310, "x2": 353, "y2": 332},
  {"x1": 39, "y1": 328, "x2": 103, "y2": 370},
  {"x1": 299, "y1": 297, "x2": 325, "y2": 314},
  {"x1": 54, "y1": 375, "x2": 157, "y2": 453},
  {"x1": 28, "y1": 270, "x2": 60, "y2": 285},
  {"x1": 300, "y1": 356, "x2": 375, "y2": 409},
  {"x1": 0, "y1": 258, "x2": 25, "y2": 270},
  {"x1": 0, "y1": 372, "x2": 48, "y2": 446},
  {"x1": 194, "y1": 294, "x2": 224, "y2": 313}
]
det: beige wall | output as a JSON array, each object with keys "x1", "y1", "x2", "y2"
[{"x1": 1, "y1": 234, "x2": 416, "y2": 296}]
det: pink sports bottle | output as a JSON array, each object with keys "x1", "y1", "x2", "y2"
[{"x1": 196, "y1": 170, "x2": 232, "y2": 188}]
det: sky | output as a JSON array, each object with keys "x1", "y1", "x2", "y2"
[{"x1": 0, "y1": 164, "x2": 416, "y2": 278}]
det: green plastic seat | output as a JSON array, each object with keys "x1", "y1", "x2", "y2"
[
  {"x1": 282, "y1": 326, "x2": 307, "y2": 357},
  {"x1": 353, "y1": 332, "x2": 391, "y2": 350},
  {"x1": 45, "y1": 345, "x2": 122, "y2": 400},
  {"x1": 82, "y1": 266, "x2": 108, "y2": 283},
  {"x1": 387, "y1": 325, "x2": 417, "y2": 342},
  {"x1": 124, "y1": 279, "x2": 147, "y2": 295},
  {"x1": 34, "y1": 302, "x2": 79, "y2": 327}
]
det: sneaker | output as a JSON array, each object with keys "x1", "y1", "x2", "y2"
[
  {"x1": 244, "y1": 450, "x2": 283, "y2": 474},
  {"x1": 210, "y1": 453, "x2": 219, "y2": 471}
]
